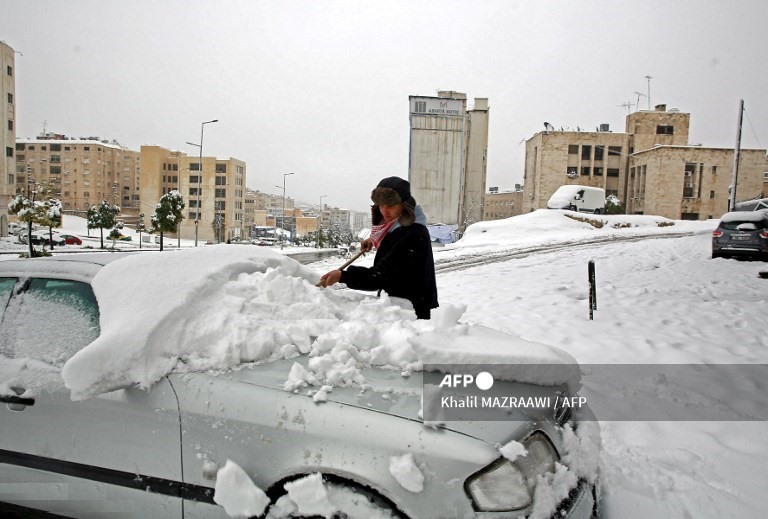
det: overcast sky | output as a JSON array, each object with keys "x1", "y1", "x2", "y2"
[{"x1": 3, "y1": 0, "x2": 766, "y2": 211}]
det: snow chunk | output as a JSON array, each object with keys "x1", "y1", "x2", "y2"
[
  {"x1": 213, "y1": 460, "x2": 269, "y2": 518},
  {"x1": 389, "y1": 453, "x2": 425, "y2": 493},
  {"x1": 283, "y1": 473, "x2": 336, "y2": 518},
  {"x1": 499, "y1": 440, "x2": 527, "y2": 462}
]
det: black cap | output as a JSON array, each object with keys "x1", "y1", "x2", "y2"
[{"x1": 376, "y1": 177, "x2": 411, "y2": 202}]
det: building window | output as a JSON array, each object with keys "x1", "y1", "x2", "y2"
[
  {"x1": 189, "y1": 175, "x2": 199, "y2": 184},
  {"x1": 215, "y1": 188, "x2": 227, "y2": 198},
  {"x1": 50, "y1": 144, "x2": 61, "y2": 152},
  {"x1": 190, "y1": 163, "x2": 200, "y2": 171},
  {"x1": 6, "y1": 65, "x2": 12, "y2": 76},
  {"x1": 189, "y1": 200, "x2": 198, "y2": 208},
  {"x1": 712, "y1": 165, "x2": 717, "y2": 174},
  {"x1": 7, "y1": 93, "x2": 12, "y2": 104},
  {"x1": 566, "y1": 166, "x2": 578, "y2": 178},
  {"x1": 581, "y1": 145, "x2": 591, "y2": 160},
  {"x1": 216, "y1": 164, "x2": 227, "y2": 174},
  {"x1": 50, "y1": 166, "x2": 61, "y2": 175},
  {"x1": 607, "y1": 168, "x2": 620, "y2": 177},
  {"x1": 657, "y1": 125, "x2": 674, "y2": 135},
  {"x1": 5, "y1": 147, "x2": 13, "y2": 157},
  {"x1": 189, "y1": 187, "x2": 199, "y2": 196},
  {"x1": 710, "y1": 190, "x2": 716, "y2": 199},
  {"x1": 7, "y1": 120, "x2": 12, "y2": 131},
  {"x1": 581, "y1": 167, "x2": 591, "y2": 176},
  {"x1": 594, "y1": 167, "x2": 603, "y2": 176},
  {"x1": 414, "y1": 101, "x2": 426, "y2": 113},
  {"x1": 215, "y1": 176, "x2": 226, "y2": 185},
  {"x1": 608, "y1": 146, "x2": 622, "y2": 156},
  {"x1": 83, "y1": 146, "x2": 90, "y2": 151},
  {"x1": 594, "y1": 146, "x2": 604, "y2": 161},
  {"x1": 568, "y1": 145, "x2": 579, "y2": 154}
]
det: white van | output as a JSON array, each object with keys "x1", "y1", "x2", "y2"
[{"x1": 547, "y1": 185, "x2": 606, "y2": 214}]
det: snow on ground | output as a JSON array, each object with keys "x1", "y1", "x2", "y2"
[{"x1": 427, "y1": 211, "x2": 768, "y2": 518}]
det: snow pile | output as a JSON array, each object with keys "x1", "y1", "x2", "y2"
[
  {"x1": 452, "y1": 209, "x2": 710, "y2": 250},
  {"x1": 499, "y1": 440, "x2": 527, "y2": 462},
  {"x1": 388, "y1": 453, "x2": 425, "y2": 493},
  {"x1": 60, "y1": 246, "x2": 578, "y2": 400},
  {"x1": 213, "y1": 460, "x2": 270, "y2": 518}
]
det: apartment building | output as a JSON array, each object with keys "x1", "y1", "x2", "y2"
[
  {"x1": 140, "y1": 146, "x2": 246, "y2": 243},
  {"x1": 1, "y1": 41, "x2": 17, "y2": 235},
  {"x1": 15, "y1": 134, "x2": 140, "y2": 214},
  {"x1": 408, "y1": 91, "x2": 489, "y2": 229},
  {"x1": 484, "y1": 189, "x2": 524, "y2": 221},
  {"x1": 523, "y1": 105, "x2": 766, "y2": 220}
]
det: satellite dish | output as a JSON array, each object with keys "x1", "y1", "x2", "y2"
[{"x1": 543, "y1": 122, "x2": 555, "y2": 132}]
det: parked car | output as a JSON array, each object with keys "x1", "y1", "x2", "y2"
[
  {"x1": 58, "y1": 234, "x2": 83, "y2": 245},
  {"x1": 0, "y1": 251, "x2": 599, "y2": 519},
  {"x1": 547, "y1": 185, "x2": 606, "y2": 214},
  {"x1": 712, "y1": 210, "x2": 768, "y2": 260},
  {"x1": 19, "y1": 231, "x2": 66, "y2": 246}
]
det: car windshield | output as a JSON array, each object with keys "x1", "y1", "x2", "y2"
[{"x1": 0, "y1": 278, "x2": 100, "y2": 366}]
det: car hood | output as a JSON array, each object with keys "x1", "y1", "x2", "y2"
[{"x1": 219, "y1": 357, "x2": 571, "y2": 446}]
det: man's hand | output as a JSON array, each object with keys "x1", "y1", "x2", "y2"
[{"x1": 319, "y1": 269, "x2": 342, "y2": 288}]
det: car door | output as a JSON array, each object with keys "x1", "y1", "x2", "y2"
[{"x1": 0, "y1": 274, "x2": 184, "y2": 518}]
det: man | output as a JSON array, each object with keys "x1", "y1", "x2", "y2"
[{"x1": 319, "y1": 177, "x2": 438, "y2": 319}]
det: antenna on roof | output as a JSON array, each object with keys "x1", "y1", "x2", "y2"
[{"x1": 543, "y1": 122, "x2": 555, "y2": 132}]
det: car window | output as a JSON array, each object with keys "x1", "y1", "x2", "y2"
[
  {"x1": 0, "y1": 278, "x2": 100, "y2": 366},
  {"x1": 720, "y1": 220, "x2": 767, "y2": 231}
]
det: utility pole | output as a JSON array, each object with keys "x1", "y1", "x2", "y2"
[{"x1": 728, "y1": 99, "x2": 745, "y2": 211}]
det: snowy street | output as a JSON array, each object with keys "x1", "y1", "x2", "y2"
[{"x1": 309, "y1": 211, "x2": 768, "y2": 517}]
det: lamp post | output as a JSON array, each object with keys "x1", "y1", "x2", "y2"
[
  {"x1": 318, "y1": 194, "x2": 327, "y2": 248},
  {"x1": 186, "y1": 119, "x2": 218, "y2": 246},
  {"x1": 277, "y1": 173, "x2": 294, "y2": 249}
]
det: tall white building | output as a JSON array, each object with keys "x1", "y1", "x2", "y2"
[
  {"x1": 1, "y1": 41, "x2": 16, "y2": 236},
  {"x1": 408, "y1": 91, "x2": 489, "y2": 230}
]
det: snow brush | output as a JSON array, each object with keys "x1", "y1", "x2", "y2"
[{"x1": 316, "y1": 250, "x2": 366, "y2": 287}]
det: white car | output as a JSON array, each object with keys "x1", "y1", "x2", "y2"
[{"x1": 0, "y1": 248, "x2": 599, "y2": 518}]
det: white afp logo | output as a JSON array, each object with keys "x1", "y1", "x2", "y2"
[{"x1": 438, "y1": 371, "x2": 494, "y2": 391}]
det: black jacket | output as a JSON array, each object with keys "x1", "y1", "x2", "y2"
[{"x1": 340, "y1": 223, "x2": 438, "y2": 319}]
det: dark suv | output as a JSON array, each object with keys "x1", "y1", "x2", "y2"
[{"x1": 712, "y1": 211, "x2": 768, "y2": 260}]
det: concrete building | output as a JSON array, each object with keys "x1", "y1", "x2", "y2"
[
  {"x1": 628, "y1": 146, "x2": 765, "y2": 219},
  {"x1": 1, "y1": 41, "x2": 17, "y2": 235},
  {"x1": 140, "y1": 145, "x2": 246, "y2": 243},
  {"x1": 523, "y1": 105, "x2": 766, "y2": 220},
  {"x1": 408, "y1": 91, "x2": 489, "y2": 229},
  {"x1": 15, "y1": 134, "x2": 140, "y2": 215},
  {"x1": 484, "y1": 188, "x2": 524, "y2": 221}
]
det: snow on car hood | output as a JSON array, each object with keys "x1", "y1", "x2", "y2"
[{"x1": 62, "y1": 246, "x2": 579, "y2": 400}]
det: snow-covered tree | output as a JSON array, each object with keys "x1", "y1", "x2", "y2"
[
  {"x1": 151, "y1": 190, "x2": 185, "y2": 252},
  {"x1": 87, "y1": 201, "x2": 121, "y2": 249},
  {"x1": 604, "y1": 194, "x2": 625, "y2": 215},
  {"x1": 8, "y1": 182, "x2": 62, "y2": 257}
]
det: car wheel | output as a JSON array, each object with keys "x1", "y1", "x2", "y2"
[
  {"x1": 568, "y1": 205, "x2": 577, "y2": 212},
  {"x1": 266, "y1": 476, "x2": 407, "y2": 519},
  {"x1": 593, "y1": 208, "x2": 602, "y2": 214}
]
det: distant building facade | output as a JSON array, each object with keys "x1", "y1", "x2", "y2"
[
  {"x1": 15, "y1": 134, "x2": 140, "y2": 214},
  {"x1": 140, "y1": 145, "x2": 246, "y2": 242},
  {"x1": 523, "y1": 105, "x2": 766, "y2": 220},
  {"x1": 1, "y1": 41, "x2": 17, "y2": 235},
  {"x1": 408, "y1": 91, "x2": 489, "y2": 229},
  {"x1": 484, "y1": 189, "x2": 524, "y2": 221}
]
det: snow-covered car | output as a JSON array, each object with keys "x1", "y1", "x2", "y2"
[
  {"x1": 19, "y1": 230, "x2": 66, "y2": 246},
  {"x1": 712, "y1": 210, "x2": 768, "y2": 260},
  {"x1": 0, "y1": 248, "x2": 599, "y2": 519}
]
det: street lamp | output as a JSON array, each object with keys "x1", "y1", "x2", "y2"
[
  {"x1": 186, "y1": 118, "x2": 218, "y2": 246},
  {"x1": 277, "y1": 172, "x2": 294, "y2": 249}
]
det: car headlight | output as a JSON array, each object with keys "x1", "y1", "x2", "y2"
[{"x1": 465, "y1": 432, "x2": 558, "y2": 512}]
